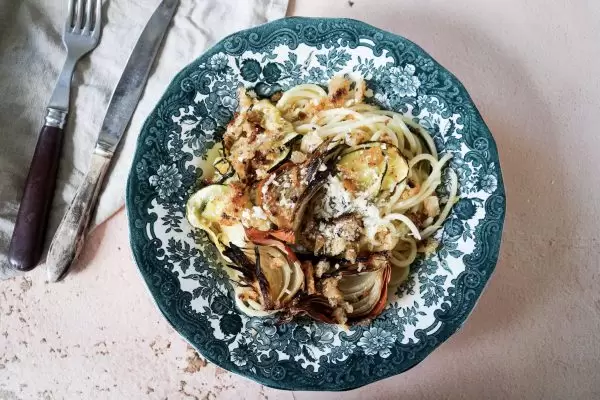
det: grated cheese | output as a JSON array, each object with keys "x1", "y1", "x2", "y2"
[
  {"x1": 241, "y1": 206, "x2": 271, "y2": 230},
  {"x1": 300, "y1": 131, "x2": 324, "y2": 153},
  {"x1": 290, "y1": 151, "x2": 307, "y2": 164},
  {"x1": 262, "y1": 173, "x2": 276, "y2": 195},
  {"x1": 316, "y1": 176, "x2": 352, "y2": 219},
  {"x1": 315, "y1": 175, "x2": 388, "y2": 240},
  {"x1": 251, "y1": 206, "x2": 268, "y2": 220},
  {"x1": 279, "y1": 195, "x2": 294, "y2": 209},
  {"x1": 353, "y1": 197, "x2": 386, "y2": 240}
]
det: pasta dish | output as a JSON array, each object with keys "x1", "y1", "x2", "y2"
[{"x1": 186, "y1": 77, "x2": 458, "y2": 325}]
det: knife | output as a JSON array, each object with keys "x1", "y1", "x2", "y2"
[{"x1": 46, "y1": 0, "x2": 179, "y2": 282}]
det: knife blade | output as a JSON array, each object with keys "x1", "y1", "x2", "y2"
[
  {"x1": 46, "y1": 0, "x2": 179, "y2": 282},
  {"x1": 96, "y1": 0, "x2": 179, "y2": 156}
]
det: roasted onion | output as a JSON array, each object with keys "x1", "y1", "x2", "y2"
[{"x1": 224, "y1": 241, "x2": 303, "y2": 311}]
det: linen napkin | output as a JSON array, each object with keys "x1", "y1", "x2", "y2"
[{"x1": 0, "y1": 0, "x2": 289, "y2": 279}]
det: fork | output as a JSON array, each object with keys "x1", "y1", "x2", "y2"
[{"x1": 8, "y1": 0, "x2": 103, "y2": 271}]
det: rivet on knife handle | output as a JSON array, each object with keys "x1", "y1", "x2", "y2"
[{"x1": 46, "y1": 152, "x2": 110, "y2": 282}]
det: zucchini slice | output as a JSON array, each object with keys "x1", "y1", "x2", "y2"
[
  {"x1": 336, "y1": 142, "x2": 408, "y2": 198},
  {"x1": 187, "y1": 184, "x2": 232, "y2": 225},
  {"x1": 225, "y1": 99, "x2": 299, "y2": 181},
  {"x1": 213, "y1": 156, "x2": 235, "y2": 183},
  {"x1": 186, "y1": 184, "x2": 248, "y2": 251},
  {"x1": 265, "y1": 133, "x2": 298, "y2": 173},
  {"x1": 336, "y1": 142, "x2": 387, "y2": 197},
  {"x1": 380, "y1": 145, "x2": 409, "y2": 193}
]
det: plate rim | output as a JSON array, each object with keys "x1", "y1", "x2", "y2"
[{"x1": 126, "y1": 16, "x2": 506, "y2": 391}]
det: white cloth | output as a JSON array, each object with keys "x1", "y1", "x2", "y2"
[{"x1": 0, "y1": 0, "x2": 289, "y2": 279}]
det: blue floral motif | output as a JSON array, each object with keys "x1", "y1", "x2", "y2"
[
  {"x1": 454, "y1": 198, "x2": 477, "y2": 220},
  {"x1": 220, "y1": 313, "x2": 243, "y2": 336},
  {"x1": 245, "y1": 317, "x2": 282, "y2": 351},
  {"x1": 247, "y1": 317, "x2": 277, "y2": 337},
  {"x1": 480, "y1": 174, "x2": 498, "y2": 193},
  {"x1": 398, "y1": 303, "x2": 426, "y2": 326},
  {"x1": 316, "y1": 48, "x2": 352, "y2": 77},
  {"x1": 415, "y1": 56, "x2": 435, "y2": 72},
  {"x1": 309, "y1": 324, "x2": 335, "y2": 349},
  {"x1": 208, "y1": 53, "x2": 229, "y2": 71},
  {"x1": 200, "y1": 117, "x2": 217, "y2": 131},
  {"x1": 419, "y1": 113, "x2": 440, "y2": 132},
  {"x1": 357, "y1": 327, "x2": 397, "y2": 358},
  {"x1": 149, "y1": 164, "x2": 182, "y2": 199},
  {"x1": 231, "y1": 343, "x2": 251, "y2": 367},
  {"x1": 329, "y1": 340, "x2": 356, "y2": 361},
  {"x1": 307, "y1": 67, "x2": 326, "y2": 84},
  {"x1": 417, "y1": 95, "x2": 446, "y2": 115},
  {"x1": 444, "y1": 136, "x2": 462, "y2": 151},
  {"x1": 284, "y1": 339, "x2": 302, "y2": 357},
  {"x1": 445, "y1": 218, "x2": 465, "y2": 240},
  {"x1": 473, "y1": 137, "x2": 489, "y2": 151},
  {"x1": 291, "y1": 326, "x2": 310, "y2": 343},
  {"x1": 387, "y1": 64, "x2": 421, "y2": 97},
  {"x1": 240, "y1": 59, "x2": 262, "y2": 82},
  {"x1": 262, "y1": 62, "x2": 283, "y2": 83},
  {"x1": 221, "y1": 95, "x2": 237, "y2": 110}
]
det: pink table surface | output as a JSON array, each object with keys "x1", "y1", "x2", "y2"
[{"x1": 2, "y1": 0, "x2": 600, "y2": 399}]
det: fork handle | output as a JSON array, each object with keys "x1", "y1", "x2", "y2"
[
  {"x1": 46, "y1": 151, "x2": 110, "y2": 282},
  {"x1": 8, "y1": 109, "x2": 67, "y2": 271}
]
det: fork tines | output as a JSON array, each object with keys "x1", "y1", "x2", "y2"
[{"x1": 66, "y1": 0, "x2": 102, "y2": 35}]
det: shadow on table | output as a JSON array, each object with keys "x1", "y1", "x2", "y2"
[{"x1": 67, "y1": 220, "x2": 109, "y2": 276}]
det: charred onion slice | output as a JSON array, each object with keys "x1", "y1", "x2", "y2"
[
  {"x1": 286, "y1": 295, "x2": 338, "y2": 324},
  {"x1": 234, "y1": 286, "x2": 277, "y2": 317},
  {"x1": 258, "y1": 141, "x2": 337, "y2": 232},
  {"x1": 257, "y1": 244, "x2": 304, "y2": 308},
  {"x1": 226, "y1": 238, "x2": 304, "y2": 310},
  {"x1": 291, "y1": 254, "x2": 391, "y2": 324},
  {"x1": 247, "y1": 235, "x2": 304, "y2": 306},
  {"x1": 342, "y1": 264, "x2": 391, "y2": 320},
  {"x1": 319, "y1": 253, "x2": 392, "y2": 320},
  {"x1": 389, "y1": 266, "x2": 410, "y2": 287},
  {"x1": 222, "y1": 244, "x2": 257, "y2": 281}
]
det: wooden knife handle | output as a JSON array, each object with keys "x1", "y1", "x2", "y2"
[
  {"x1": 46, "y1": 152, "x2": 110, "y2": 282},
  {"x1": 8, "y1": 124, "x2": 64, "y2": 271}
]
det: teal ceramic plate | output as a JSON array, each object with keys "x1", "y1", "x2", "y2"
[{"x1": 126, "y1": 17, "x2": 505, "y2": 391}]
